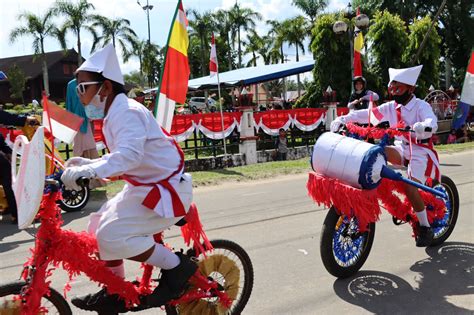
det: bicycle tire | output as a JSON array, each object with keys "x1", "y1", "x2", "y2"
[
  {"x1": 166, "y1": 239, "x2": 254, "y2": 315},
  {"x1": 320, "y1": 206, "x2": 376, "y2": 278},
  {"x1": 0, "y1": 280, "x2": 72, "y2": 315},
  {"x1": 430, "y1": 175, "x2": 459, "y2": 246}
]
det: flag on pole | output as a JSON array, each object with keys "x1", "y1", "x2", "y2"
[
  {"x1": 453, "y1": 50, "x2": 474, "y2": 129},
  {"x1": 42, "y1": 93, "x2": 84, "y2": 144},
  {"x1": 353, "y1": 25, "x2": 364, "y2": 77},
  {"x1": 155, "y1": 0, "x2": 190, "y2": 132},
  {"x1": 209, "y1": 33, "x2": 218, "y2": 77},
  {"x1": 368, "y1": 94, "x2": 383, "y2": 126}
]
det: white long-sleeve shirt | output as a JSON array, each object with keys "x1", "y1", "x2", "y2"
[
  {"x1": 89, "y1": 94, "x2": 181, "y2": 182},
  {"x1": 341, "y1": 96, "x2": 438, "y2": 139}
]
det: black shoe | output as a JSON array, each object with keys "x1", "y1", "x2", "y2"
[
  {"x1": 144, "y1": 252, "x2": 198, "y2": 307},
  {"x1": 416, "y1": 225, "x2": 434, "y2": 247},
  {"x1": 71, "y1": 287, "x2": 127, "y2": 313}
]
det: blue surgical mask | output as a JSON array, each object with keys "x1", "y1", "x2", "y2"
[{"x1": 85, "y1": 86, "x2": 106, "y2": 119}]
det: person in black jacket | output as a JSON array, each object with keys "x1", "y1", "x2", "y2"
[
  {"x1": 0, "y1": 110, "x2": 37, "y2": 224},
  {"x1": 348, "y1": 76, "x2": 379, "y2": 110}
]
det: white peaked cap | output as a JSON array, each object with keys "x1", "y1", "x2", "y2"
[
  {"x1": 388, "y1": 65, "x2": 423, "y2": 86},
  {"x1": 77, "y1": 43, "x2": 124, "y2": 85}
]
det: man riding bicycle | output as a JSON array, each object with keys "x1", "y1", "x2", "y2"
[
  {"x1": 331, "y1": 65, "x2": 439, "y2": 247},
  {"x1": 61, "y1": 44, "x2": 196, "y2": 313}
]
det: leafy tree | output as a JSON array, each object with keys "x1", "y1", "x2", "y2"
[
  {"x1": 366, "y1": 10, "x2": 409, "y2": 90},
  {"x1": 281, "y1": 16, "x2": 309, "y2": 97},
  {"x1": 213, "y1": 9, "x2": 235, "y2": 71},
  {"x1": 266, "y1": 20, "x2": 285, "y2": 64},
  {"x1": 7, "y1": 64, "x2": 27, "y2": 105},
  {"x1": 403, "y1": 16, "x2": 441, "y2": 98},
  {"x1": 296, "y1": 14, "x2": 351, "y2": 107},
  {"x1": 9, "y1": 10, "x2": 66, "y2": 95},
  {"x1": 188, "y1": 10, "x2": 215, "y2": 77},
  {"x1": 142, "y1": 43, "x2": 162, "y2": 87},
  {"x1": 124, "y1": 39, "x2": 161, "y2": 87},
  {"x1": 123, "y1": 70, "x2": 146, "y2": 87},
  {"x1": 90, "y1": 15, "x2": 137, "y2": 61},
  {"x1": 243, "y1": 30, "x2": 264, "y2": 67},
  {"x1": 228, "y1": 2, "x2": 262, "y2": 68},
  {"x1": 292, "y1": 0, "x2": 328, "y2": 24},
  {"x1": 53, "y1": 0, "x2": 95, "y2": 66}
]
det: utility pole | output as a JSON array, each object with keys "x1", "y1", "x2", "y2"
[{"x1": 137, "y1": 0, "x2": 154, "y2": 45}]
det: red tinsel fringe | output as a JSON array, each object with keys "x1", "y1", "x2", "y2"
[
  {"x1": 307, "y1": 172, "x2": 380, "y2": 232},
  {"x1": 137, "y1": 263, "x2": 154, "y2": 295},
  {"x1": 346, "y1": 122, "x2": 406, "y2": 139},
  {"x1": 307, "y1": 174, "x2": 447, "y2": 238},
  {"x1": 180, "y1": 203, "x2": 213, "y2": 256}
]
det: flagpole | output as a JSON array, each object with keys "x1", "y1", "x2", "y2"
[{"x1": 216, "y1": 70, "x2": 227, "y2": 158}]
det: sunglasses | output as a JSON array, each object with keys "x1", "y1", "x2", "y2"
[{"x1": 76, "y1": 81, "x2": 102, "y2": 95}]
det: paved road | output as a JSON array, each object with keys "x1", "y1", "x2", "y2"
[{"x1": 0, "y1": 150, "x2": 473, "y2": 314}]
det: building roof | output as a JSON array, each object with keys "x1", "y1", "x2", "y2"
[{"x1": 0, "y1": 49, "x2": 79, "y2": 79}]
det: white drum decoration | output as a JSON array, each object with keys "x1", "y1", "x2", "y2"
[
  {"x1": 311, "y1": 132, "x2": 387, "y2": 189},
  {"x1": 11, "y1": 127, "x2": 46, "y2": 229}
]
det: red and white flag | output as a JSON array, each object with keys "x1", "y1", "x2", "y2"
[
  {"x1": 209, "y1": 33, "x2": 218, "y2": 77},
  {"x1": 42, "y1": 94, "x2": 83, "y2": 144},
  {"x1": 368, "y1": 94, "x2": 383, "y2": 126}
]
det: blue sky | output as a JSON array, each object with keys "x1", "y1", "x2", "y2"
[{"x1": 0, "y1": 0, "x2": 348, "y2": 75}]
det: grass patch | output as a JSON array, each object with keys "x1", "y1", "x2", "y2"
[{"x1": 435, "y1": 141, "x2": 474, "y2": 153}]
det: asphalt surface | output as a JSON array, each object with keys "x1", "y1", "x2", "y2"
[{"x1": 0, "y1": 150, "x2": 473, "y2": 314}]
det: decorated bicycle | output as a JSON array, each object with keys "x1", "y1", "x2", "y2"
[{"x1": 307, "y1": 65, "x2": 459, "y2": 278}]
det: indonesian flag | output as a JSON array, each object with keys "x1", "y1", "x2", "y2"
[
  {"x1": 453, "y1": 50, "x2": 474, "y2": 129},
  {"x1": 209, "y1": 33, "x2": 218, "y2": 77},
  {"x1": 155, "y1": 0, "x2": 190, "y2": 132},
  {"x1": 42, "y1": 93, "x2": 83, "y2": 144},
  {"x1": 368, "y1": 94, "x2": 383, "y2": 126},
  {"x1": 353, "y1": 25, "x2": 364, "y2": 77}
]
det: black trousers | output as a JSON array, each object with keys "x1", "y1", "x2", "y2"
[{"x1": 0, "y1": 152, "x2": 17, "y2": 218}]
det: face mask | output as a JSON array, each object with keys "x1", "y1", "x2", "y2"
[
  {"x1": 392, "y1": 90, "x2": 412, "y2": 105},
  {"x1": 86, "y1": 85, "x2": 106, "y2": 119}
]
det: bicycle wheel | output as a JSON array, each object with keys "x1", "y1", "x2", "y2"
[
  {"x1": 166, "y1": 239, "x2": 254, "y2": 315},
  {"x1": 59, "y1": 184, "x2": 90, "y2": 212},
  {"x1": 430, "y1": 175, "x2": 459, "y2": 246},
  {"x1": 0, "y1": 280, "x2": 72, "y2": 315},
  {"x1": 320, "y1": 206, "x2": 376, "y2": 278}
]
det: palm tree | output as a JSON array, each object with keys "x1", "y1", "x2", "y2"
[
  {"x1": 228, "y1": 2, "x2": 262, "y2": 68},
  {"x1": 281, "y1": 16, "x2": 309, "y2": 97},
  {"x1": 188, "y1": 9, "x2": 215, "y2": 77},
  {"x1": 90, "y1": 15, "x2": 138, "y2": 61},
  {"x1": 243, "y1": 30, "x2": 264, "y2": 67},
  {"x1": 266, "y1": 20, "x2": 285, "y2": 64},
  {"x1": 292, "y1": 0, "x2": 328, "y2": 24},
  {"x1": 213, "y1": 9, "x2": 234, "y2": 71},
  {"x1": 53, "y1": 0, "x2": 96, "y2": 66},
  {"x1": 9, "y1": 10, "x2": 66, "y2": 95},
  {"x1": 124, "y1": 38, "x2": 161, "y2": 87}
]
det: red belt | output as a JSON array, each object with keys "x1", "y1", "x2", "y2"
[{"x1": 123, "y1": 175, "x2": 186, "y2": 217}]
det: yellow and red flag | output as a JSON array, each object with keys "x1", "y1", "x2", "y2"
[
  {"x1": 155, "y1": 0, "x2": 190, "y2": 131},
  {"x1": 353, "y1": 25, "x2": 364, "y2": 77}
]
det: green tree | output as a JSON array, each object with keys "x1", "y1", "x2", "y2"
[
  {"x1": 124, "y1": 70, "x2": 146, "y2": 87},
  {"x1": 9, "y1": 10, "x2": 66, "y2": 95},
  {"x1": 213, "y1": 9, "x2": 235, "y2": 71},
  {"x1": 403, "y1": 16, "x2": 441, "y2": 98},
  {"x1": 296, "y1": 14, "x2": 351, "y2": 107},
  {"x1": 228, "y1": 2, "x2": 262, "y2": 68},
  {"x1": 243, "y1": 30, "x2": 264, "y2": 67},
  {"x1": 266, "y1": 20, "x2": 285, "y2": 64},
  {"x1": 53, "y1": 0, "x2": 95, "y2": 66},
  {"x1": 90, "y1": 15, "x2": 138, "y2": 61},
  {"x1": 124, "y1": 39, "x2": 161, "y2": 87},
  {"x1": 281, "y1": 16, "x2": 310, "y2": 97},
  {"x1": 141, "y1": 43, "x2": 162, "y2": 87},
  {"x1": 7, "y1": 64, "x2": 27, "y2": 105},
  {"x1": 188, "y1": 10, "x2": 215, "y2": 77},
  {"x1": 366, "y1": 10, "x2": 409, "y2": 90},
  {"x1": 292, "y1": 0, "x2": 328, "y2": 24}
]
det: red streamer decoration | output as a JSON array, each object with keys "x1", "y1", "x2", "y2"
[{"x1": 180, "y1": 203, "x2": 213, "y2": 257}]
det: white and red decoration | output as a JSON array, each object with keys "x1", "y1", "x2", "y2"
[
  {"x1": 253, "y1": 108, "x2": 326, "y2": 136},
  {"x1": 209, "y1": 33, "x2": 218, "y2": 78}
]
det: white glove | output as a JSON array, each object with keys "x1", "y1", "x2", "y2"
[
  {"x1": 61, "y1": 165, "x2": 96, "y2": 191},
  {"x1": 65, "y1": 157, "x2": 98, "y2": 167},
  {"x1": 330, "y1": 118, "x2": 344, "y2": 132},
  {"x1": 413, "y1": 122, "x2": 427, "y2": 139}
]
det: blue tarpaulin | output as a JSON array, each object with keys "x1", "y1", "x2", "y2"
[{"x1": 144, "y1": 59, "x2": 314, "y2": 93}]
